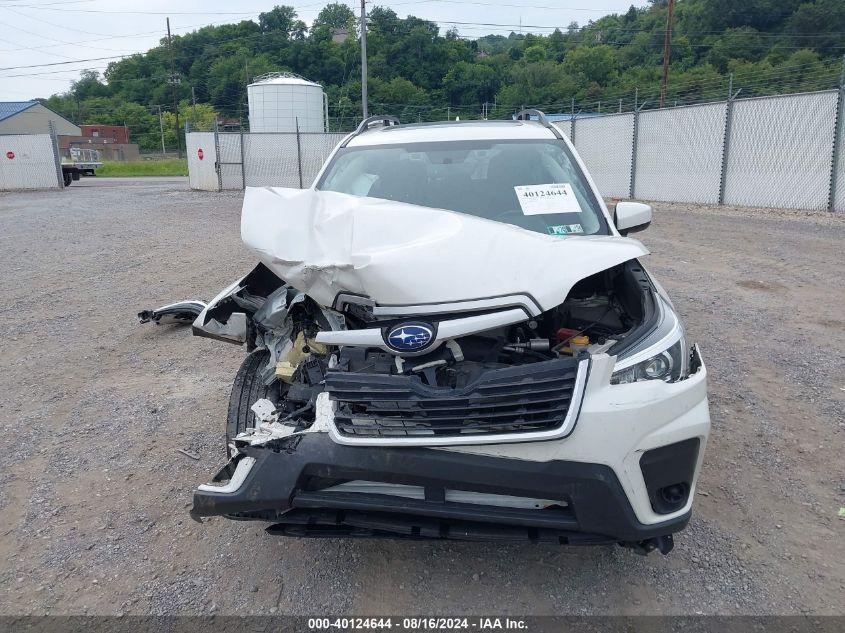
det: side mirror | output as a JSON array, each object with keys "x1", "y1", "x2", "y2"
[{"x1": 614, "y1": 201, "x2": 652, "y2": 236}]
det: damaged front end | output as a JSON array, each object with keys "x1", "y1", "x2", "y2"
[
  {"x1": 187, "y1": 257, "x2": 683, "y2": 549},
  {"x1": 146, "y1": 187, "x2": 705, "y2": 553}
]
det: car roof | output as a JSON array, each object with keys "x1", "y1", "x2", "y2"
[{"x1": 344, "y1": 119, "x2": 561, "y2": 147}]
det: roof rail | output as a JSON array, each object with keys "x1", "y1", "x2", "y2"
[
  {"x1": 514, "y1": 108, "x2": 563, "y2": 140},
  {"x1": 341, "y1": 115, "x2": 401, "y2": 147}
]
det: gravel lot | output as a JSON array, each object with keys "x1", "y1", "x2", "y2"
[{"x1": 0, "y1": 177, "x2": 843, "y2": 616}]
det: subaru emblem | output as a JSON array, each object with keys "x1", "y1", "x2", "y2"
[{"x1": 385, "y1": 322, "x2": 434, "y2": 352}]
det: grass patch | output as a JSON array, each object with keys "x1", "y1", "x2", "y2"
[{"x1": 96, "y1": 159, "x2": 188, "y2": 177}]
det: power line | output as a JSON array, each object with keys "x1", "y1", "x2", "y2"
[
  {"x1": 4, "y1": 5, "x2": 118, "y2": 38},
  {"x1": 0, "y1": 19, "x2": 253, "y2": 53},
  {"x1": 0, "y1": 18, "x2": 132, "y2": 53},
  {"x1": 386, "y1": 0, "x2": 627, "y2": 11},
  {"x1": 0, "y1": 0, "x2": 96, "y2": 7},
  {"x1": 0, "y1": 54, "x2": 132, "y2": 71},
  {"x1": 5, "y1": 3, "x2": 327, "y2": 15}
]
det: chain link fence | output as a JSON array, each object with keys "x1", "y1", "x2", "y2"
[
  {"x1": 635, "y1": 102, "x2": 726, "y2": 204},
  {"x1": 568, "y1": 113, "x2": 635, "y2": 199},
  {"x1": 187, "y1": 130, "x2": 346, "y2": 191},
  {"x1": 722, "y1": 91, "x2": 838, "y2": 209},
  {"x1": 0, "y1": 132, "x2": 63, "y2": 190},
  {"x1": 187, "y1": 88, "x2": 845, "y2": 212}
]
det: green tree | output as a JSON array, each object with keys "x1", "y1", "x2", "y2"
[
  {"x1": 523, "y1": 45, "x2": 547, "y2": 63},
  {"x1": 443, "y1": 62, "x2": 497, "y2": 105},
  {"x1": 706, "y1": 27, "x2": 768, "y2": 72},
  {"x1": 563, "y1": 45, "x2": 618, "y2": 85},
  {"x1": 71, "y1": 70, "x2": 110, "y2": 101},
  {"x1": 259, "y1": 5, "x2": 299, "y2": 35},
  {"x1": 313, "y1": 3, "x2": 355, "y2": 30},
  {"x1": 785, "y1": 0, "x2": 845, "y2": 57}
]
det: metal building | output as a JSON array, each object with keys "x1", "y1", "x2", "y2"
[
  {"x1": 247, "y1": 72, "x2": 328, "y2": 133},
  {"x1": 0, "y1": 101, "x2": 80, "y2": 136}
]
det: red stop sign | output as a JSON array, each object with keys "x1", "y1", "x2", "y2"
[
  {"x1": 197, "y1": 148, "x2": 204, "y2": 160},
  {"x1": 5, "y1": 151, "x2": 14, "y2": 160}
]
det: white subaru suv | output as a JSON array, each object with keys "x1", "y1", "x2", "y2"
[{"x1": 166, "y1": 111, "x2": 709, "y2": 554}]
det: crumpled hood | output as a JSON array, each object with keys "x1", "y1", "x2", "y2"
[{"x1": 241, "y1": 187, "x2": 649, "y2": 312}]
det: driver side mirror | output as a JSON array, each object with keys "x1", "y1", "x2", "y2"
[{"x1": 614, "y1": 201, "x2": 652, "y2": 236}]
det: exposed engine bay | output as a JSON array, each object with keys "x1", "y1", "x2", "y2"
[{"x1": 178, "y1": 257, "x2": 655, "y2": 451}]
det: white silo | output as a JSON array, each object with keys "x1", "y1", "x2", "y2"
[{"x1": 247, "y1": 72, "x2": 328, "y2": 133}]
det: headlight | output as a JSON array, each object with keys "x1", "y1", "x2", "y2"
[
  {"x1": 610, "y1": 296, "x2": 689, "y2": 385},
  {"x1": 610, "y1": 338, "x2": 686, "y2": 384}
]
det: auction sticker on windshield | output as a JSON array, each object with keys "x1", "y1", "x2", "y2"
[
  {"x1": 547, "y1": 223, "x2": 583, "y2": 235},
  {"x1": 514, "y1": 183, "x2": 582, "y2": 215}
]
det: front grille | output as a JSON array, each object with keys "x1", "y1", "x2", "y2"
[{"x1": 325, "y1": 357, "x2": 582, "y2": 439}]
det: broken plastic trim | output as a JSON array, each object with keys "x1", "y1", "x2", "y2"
[
  {"x1": 197, "y1": 456, "x2": 255, "y2": 494},
  {"x1": 137, "y1": 300, "x2": 207, "y2": 325}
]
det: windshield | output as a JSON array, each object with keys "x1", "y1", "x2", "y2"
[{"x1": 316, "y1": 139, "x2": 608, "y2": 236}]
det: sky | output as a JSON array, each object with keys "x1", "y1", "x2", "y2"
[{"x1": 0, "y1": 0, "x2": 649, "y2": 101}]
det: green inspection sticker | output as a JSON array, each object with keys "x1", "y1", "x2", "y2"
[{"x1": 547, "y1": 223, "x2": 583, "y2": 235}]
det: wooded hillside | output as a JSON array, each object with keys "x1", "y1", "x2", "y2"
[{"x1": 40, "y1": 0, "x2": 845, "y2": 151}]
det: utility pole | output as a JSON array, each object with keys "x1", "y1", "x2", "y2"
[
  {"x1": 659, "y1": 0, "x2": 675, "y2": 109},
  {"x1": 166, "y1": 17, "x2": 182, "y2": 158},
  {"x1": 360, "y1": 0, "x2": 368, "y2": 118},
  {"x1": 155, "y1": 105, "x2": 165, "y2": 156}
]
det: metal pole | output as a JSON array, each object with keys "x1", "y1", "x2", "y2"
[
  {"x1": 48, "y1": 120, "x2": 63, "y2": 188},
  {"x1": 827, "y1": 55, "x2": 845, "y2": 212},
  {"x1": 213, "y1": 119, "x2": 222, "y2": 192},
  {"x1": 718, "y1": 75, "x2": 740, "y2": 205},
  {"x1": 629, "y1": 96, "x2": 643, "y2": 200},
  {"x1": 296, "y1": 117, "x2": 303, "y2": 189},
  {"x1": 659, "y1": 0, "x2": 675, "y2": 109},
  {"x1": 166, "y1": 18, "x2": 182, "y2": 159},
  {"x1": 570, "y1": 97, "x2": 575, "y2": 139},
  {"x1": 360, "y1": 0, "x2": 368, "y2": 119},
  {"x1": 239, "y1": 127, "x2": 246, "y2": 190}
]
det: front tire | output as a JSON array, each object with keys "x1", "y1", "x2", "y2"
[{"x1": 226, "y1": 350, "x2": 279, "y2": 453}]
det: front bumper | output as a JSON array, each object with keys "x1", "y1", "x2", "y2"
[
  {"x1": 192, "y1": 431, "x2": 692, "y2": 548},
  {"x1": 192, "y1": 348, "x2": 709, "y2": 548}
]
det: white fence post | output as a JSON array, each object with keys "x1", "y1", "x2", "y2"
[
  {"x1": 213, "y1": 120, "x2": 222, "y2": 192},
  {"x1": 48, "y1": 121, "x2": 63, "y2": 189}
]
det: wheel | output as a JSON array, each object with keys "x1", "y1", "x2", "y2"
[{"x1": 226, "y1": 350, "x2": 279, "y2": 453}]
